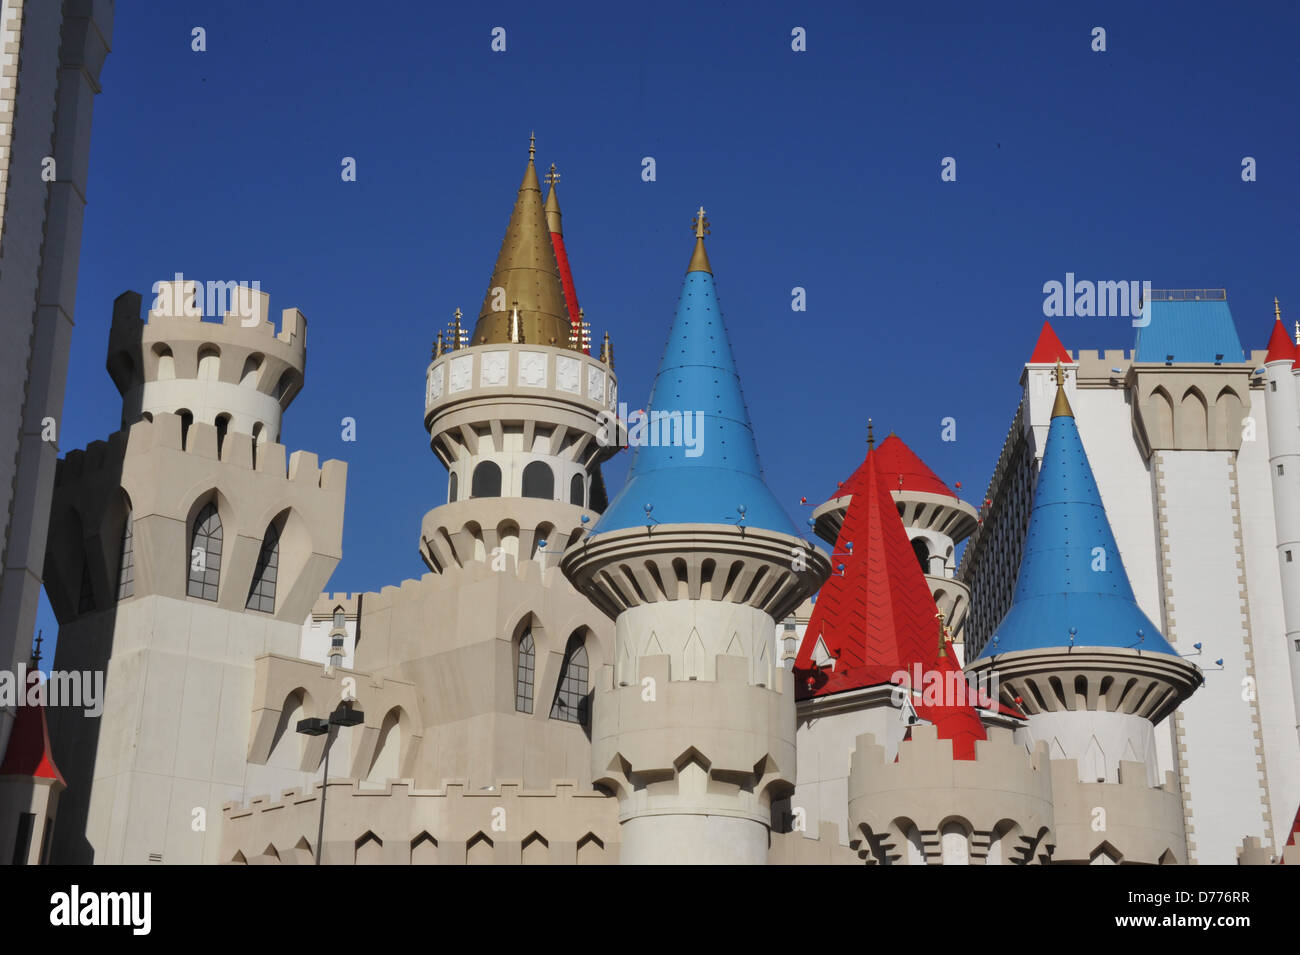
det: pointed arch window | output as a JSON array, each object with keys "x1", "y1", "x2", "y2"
[
  {"x1": 448, "y1": 471, "x2": 459, "y2": 503},
  {"x1": 550, "y1": 633, "x2": 589, "y2": 726},
  {"x1": 245, "y1": 523, "x2": 280, "y2": 613},
  {"x1": 117, "y1": 508, "x2": 134, "y2": 600},
  {"x1": 515, "y1": 630, "x2": 535, "y2": 714},
  {"x1": 187, "y1": 502, "x2": 222, "y2": 601}
]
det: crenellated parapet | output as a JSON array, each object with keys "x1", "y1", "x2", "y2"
[
  {"x1": 590, "y1": 655, "x2": 796, "y2": 846},
  {"x1": 45, "y1": 410, "x2": 346, "y2": 626},
  {"x1": 847, "y1": 724, "x2": 1056, "y2": 865},
  {"x1": 221, "y1": 777, "x2": 619, "y2": 865},
  {"x1": 106, "y1": 285, "x2": 308, "y2": 440}
]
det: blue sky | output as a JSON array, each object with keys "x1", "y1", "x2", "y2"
[{"x1": 36, "y1": 0, "x2": 1300, "y2": 651}]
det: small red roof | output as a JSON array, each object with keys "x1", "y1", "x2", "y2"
[
  {"x1": 1266, "y1": 319, "x2": 1296, "y2": 365},
  {"x1": 839, "y1": 433, "x2": 956, "y2": 500},
  {"x1": 0, "y1": 700, "x2": 64, "y2": 785},
  {"x1": 795, "y1": 455, "x2": 988, "y2": 758},
  {"x1": 1028, "y1": 320, "x2": 1074, "y2": 365}
]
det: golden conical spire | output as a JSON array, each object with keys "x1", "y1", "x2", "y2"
[
  {"x1": 471, "y1": 135, "x2": 571, "y2": 347},
  {"x1": 688, "y1": 206, "x2": 712, "y2": 274},
  {"x1": 1051, "y1": 360, "x2": 1074, "y2": 419},
  {"x1": 544, "y1": 163, "x2": 563, "y2": 235}
]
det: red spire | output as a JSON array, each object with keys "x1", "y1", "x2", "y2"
[
  {"x1": 838, "y1": 433, "x2": 956, "y2": 500},
  {"x1": 543, "y1": 166, "x2": 587, "y2": 353},
  {"x1": 0, "y1": 698, "x2": 65, "y2": 785},
  {"x1": 1266, "y1": 319, "x2": 1296, "y2": 365},
  {"x1": 1028, "y1": 320, "x2": 1074, "y2": 365},
  {"x1": 794, "y1": 453, "x2": 987, "y2": 758}
]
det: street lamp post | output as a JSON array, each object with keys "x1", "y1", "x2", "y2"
[{"x1": 296, "y1": 700, "x2": 365, "y2": 865}]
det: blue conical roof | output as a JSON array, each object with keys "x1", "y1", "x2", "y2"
[
  {"x1": 977, "y1": 401, "x2": 1177, "y2": 658},
  {"x1": 592, "y1": 244, "x2": 798, "y2": 537}
]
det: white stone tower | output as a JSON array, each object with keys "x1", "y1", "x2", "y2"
[
  {"x1": 1262, "y1": 303, "x2": 1300, "y2": 736},
  {"x1": 562, "y1": 212, "x2": 829, "y2": 864},
  {"x1": 43, "y1": 287, "x2": 346, "y2": 864}
]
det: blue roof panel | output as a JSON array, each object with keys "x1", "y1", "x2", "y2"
[
  {"x1": 977, "y1": 412, "x2": 1178, "y2": 658},
  {"x1": 1134, "y1": 299, "x2": 1244, "y2": 364},
  {"x1": 592, "y1": 264, "x2": 798, "y2": 537}
]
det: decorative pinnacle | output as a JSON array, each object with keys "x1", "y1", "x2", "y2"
[
  {"x1": 1051, "y1": 359, "x2": 1074, "y2": 419},
  {"x1": 693, "y1": 206, "x2": 710, "y2": 238},
  {"x1": 687, "y1": 206, "x2": 713, "y2": 274},
  {"x1": 432, "y1": 330, "x2": 444, "y2": 359},
  {"x1": 447, "y1": 307, "x2": 465, "y2": 351},
  {"x1": 867, "y1": 418, "x2": 875, "y2": 449},
  {"x1": 545, "y1": 162, "x2": 560, "y2": 187},
  {"x1": 32, "y1": 629, "x2": 43, "y2": 666},
  {"x1": 529, "y1": 131, "x2": 536, "y2": 162},
  {"x1": 935, "y1": 612, "x2": 948, "y2": 658}
]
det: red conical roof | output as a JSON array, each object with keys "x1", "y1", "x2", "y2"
[
  {"x1": 0, "y1": 700, "x2": 64, "y2": 786},
  {"x1": 795, "y1": 454, "x2": 987, "y2": 758},
  {"x1": 545, "y1": 178, "x2": 586, "y2": 353},
  {"x1": 1028, "y1": 320, "x2": 1074, "y2": 365},
  {"x1": 839, "y1": 433, "x2": 956, "y2": 500},
  {"x1": 1266, "y1": 319, "x2": 1296, "y2": 365}
]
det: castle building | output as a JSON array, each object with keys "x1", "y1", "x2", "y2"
[
  {"x1": 961, "y1": 302, "x2": 1300, "y2": 864},
  {"x1": 25, "y1": 140, "x2": 1300, "y2": 865}
]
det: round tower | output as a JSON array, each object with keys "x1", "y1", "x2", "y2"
[
  {"x1": 966, "y1": 365, "x2": 1201, "y2": 788},
  {"x1": 1263, "y1": 301, "x2": 1300, "y2": 734},
  {"x1": 420, "y1": 137, "x2": 622, "y2": 574},
  {"x1": 562, "y1": 213, "x2": 829, "y2": 864},
  {"x1": 812, "y1": 429, "x2": 978, "y2": 640},
  {"x1": 106, "y1": 282, "x2": 306, "y2": 445}
]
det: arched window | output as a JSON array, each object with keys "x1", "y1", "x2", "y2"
[
  {"x1": 215, "y1": 414, "x2": 231, "y2": 458},
  {"x1": 911, "y1": 538, "x2": 929, "y2": 574},
  {"x1": 245, "y1": 523, "x2": 280, "y2": 613},
  {"x1": 550, "y1": 633, "x2": 589, "y2": 726},
  {"x1": 179, "y1": 410, "x2": 194, "y2": 449},
  {"x1": 569, "y1": 473, "x2": 584, "y2": 507},
  {"x1": 117, "y1": 508, "x2": 134, "y2": 600},
  {"x1": 197, "y1": 346, "x2": 220, "y2": 381},
  {"x1": 515, "y1": 630, "x2": 535, "y2": 714},
  {"x1": 448, "y1": 471, "x2": 459, "y2": 503},
  {"x1": 333, "y1": 607, "x2": 346, "y2": 630},
  {"x1": 522, "y1": 461, "x2": 554, "y2": 500},
  {"x1": 187, "y1": 502, "x2": 222, "y2": 601},
  {"x1": 471, "y1": 461, "x2": 501, "y2": 498}
]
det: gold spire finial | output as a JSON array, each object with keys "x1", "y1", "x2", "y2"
[
  {"x1": 1051, "y1": 359, "x2": 1074, "y2": 419},
  {"x1": 545, "y1": 162, "x2": 560, "y2": 187},
  {"x1": 433, "y1": 330, "x2": 444, "y2": 359},
  {"x1": 687, "y1": 206, "x2": 713, "y2": 273},
  {"x1": 529, "y1": 131, "x2": 536, "y2": 162},
  {"x1": 447, "y1": 307, "x2": 465, "y2": 351},
  {"x1": 935, "y1": 611, "x2": 948, "y2": 659},
  {"x1": 867, "y1": 418, "x2": 875, "y2": 449},
  {"x1": 1276, "y1": 297, "x2": 1282, "y2": 321}
]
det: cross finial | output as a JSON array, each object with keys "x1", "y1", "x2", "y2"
[
  {"x1": 529, "y1": 131, "x2": 536, "y2": 162},
  {"x1": 32, "y1": 630, "x2": 43, "y2": 666},
  {"x1": 692, "y1": 206, "x2": 710, "y2": 239},
  {"x1": 867, "y1": 417, "x2": 875, "y2": 449},
  {"x1": 545, "y1": 162, "x2": 560, "y2": 187},
  {"x1": 1053, "y1": 359, "x2": 1066, "y2": 387}
]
